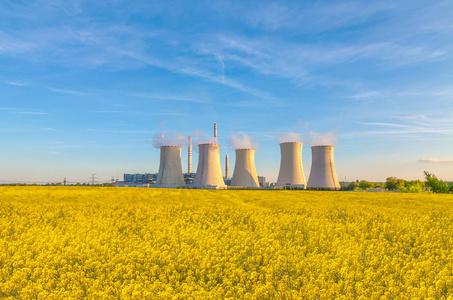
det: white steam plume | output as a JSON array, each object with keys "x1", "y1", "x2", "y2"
[
  {"x1": 151, "y1": 131, "x2": 188, "y2": 148},
  {"x1": 194, "y1": 129, "x2": 218, "y2": 146},
  {"x1": 309, "y1": 131, "x2": 337, "y2": 146},
  {"x1": 277, "y1": 132, "x2": 304, "y2": 143},
  {"x1": 277, "y1": 130, "x2": 338, "y2": 146},
  {"x1": 147, "y1": 123, "x2": 188, "y2": 148},
  {"x1": 228, "y1": 132, "x2": 259, "y2": 150}
]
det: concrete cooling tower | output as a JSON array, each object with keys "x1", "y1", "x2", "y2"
[
  {"x1": 193, "y1": 143, "x2": 226, "y2": 188},
  {"x1": 230, "y1": 149, "x2": 259, "y2": 187},
  {"x1": 156, "y1": 146, "x2": 185, "y2": 187},
  {"x1": 276, "y1": 142, "x2": 307, "y2": 188},
  {"x1": 307, "y1": 145, "x2": 340, "y2": 190}
]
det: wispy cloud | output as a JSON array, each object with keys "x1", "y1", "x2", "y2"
[
  {"x1": 87, "y1": 128, "x2": 158, "y2": 134},
  {"x1": 88, "y1": 110, "x2": 186, "y2": 116},
  {"x1": 236, "y1": 1, "x2": 396, "y2": 32},
  {"x1": 343, "y1": 116, "x2": 453, "y2": 137},
  {"x1": 418, "y1": 158, "x2": 453, "y2": 164},
  {"x1": 0, "y1": 127, "x2": 56, "y2": 132},
  {"x1": 358, "y1": 122, "x2": 415, "y2": 129},
  {"x1": 215, "y1": 53, "x2": 225, "y2": 83},
  {"x1": 48, "y1": 87, "x2": 85, "y2": 96},
  {"x1": 349, "y1": 91, "x2": 380, "y2": 100},
  {"x1": 129, "y1": 93, "x2": 209, "y2": 104},
  {"x1": 4, "y1": 81, "x2": 27, "y2": 86},
  {"x1": 0, "y1": 30, "x2": 36, "y2": 53},
  {"x1": 11, "y1": 111, "x2": 50, "y2": 115},
  {"x1": 341, "y1": 128, "x2": 453, "y2": 138},
  {"x1": 219, "y1": 99, "x2": 268, "y2": 108},
  {"x1": 122, "y1": 51, "x2": 279, "y2": 104}
]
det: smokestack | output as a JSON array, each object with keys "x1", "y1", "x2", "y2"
[
  {"x1": 230, "y1": 149, "x2": 259, "y2": 187},
  {"x1": 214, "y1": 123, "x2": 217, "y2": 138},
  {"x1": 276, "y1": 142, "x2": 307, "y2": 188},
  {"x1": 225, "y1": 155, "x2": 229, "y2": 178},
  {"x1": 188, "y1": 136, "x2": 192, "y2": 173},
  {"x1": 193, "y1": 143, "x2": 226, "y2": 188},
  {"x1": 156, "y1": 146, "x2": 185, "y2": 187},
  {"x1": 307, "y1": 145, "x2": 340, "y2": 190}
]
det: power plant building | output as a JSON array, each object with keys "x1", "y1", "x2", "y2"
[
  {"x1": 276, "y1": 142, "x2": 307, "y2": 188},
  {"x1": 123, "y1": 173, "x2": 155, "y2": 182},
  {"x1": 307, "y1": 145, "x2": 340, "y2": 190},
  {"x1": 230, "y1": 148, "x2": 259, "y2": 187},
  {"x1": 119, "y1": 123, "x2": 342, "y2": 190}
]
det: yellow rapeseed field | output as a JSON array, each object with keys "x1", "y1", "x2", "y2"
[{"x1": 0, "y1": 187, "x2": 452, "y2": 299}]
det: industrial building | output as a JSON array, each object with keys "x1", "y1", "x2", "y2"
[{"x1": 115, "y1": 173, "x2": 156, "y2": 187}]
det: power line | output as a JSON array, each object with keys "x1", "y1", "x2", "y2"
[{"x1": 89, "y1": 173, "x2": 98, "y2": 185}]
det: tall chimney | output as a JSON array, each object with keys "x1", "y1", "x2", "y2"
[
  {"x1": 225, "y1": 155, "x2": 229, "y2": 178},
  {"x1": 188, "y1": 136, "x2": 192, "y2": 173},
  {"x1": 214, "y1": 123, "x2": 217, "y2": 138}
]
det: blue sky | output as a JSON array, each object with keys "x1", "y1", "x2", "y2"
[{"x1": 1, "y1": 0, "x2": 453, "y2": 183}]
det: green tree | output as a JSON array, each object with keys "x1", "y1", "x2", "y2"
[
  {"x1": 424, "y1": 171, "x2": 449, "y2": 193},
  {"x1": 345, "y1": 181, "x2": 359, "y2": 191},
  {"x1": 385, "y1": 177, "x2": 406, "y2": 191},
  {"x1": 404, "y1": 180, "x2": 424, "y2": 193},
  {"x1": 358, "y1": 180, "x2": 380, "y2": 190}
]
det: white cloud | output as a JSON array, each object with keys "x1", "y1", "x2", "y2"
[
  {"x1": 349, "y1": 91, "x2": 380, "y2": 100},
  {"x1": 4, "y1": 81, "x2": 27, "y2": 86},
  {"x1": 418, "y1": 158, "x2": 453, "y2": 164},
  {"x1": 48, "y1": 87, "x2": 85, "y2": 96}
]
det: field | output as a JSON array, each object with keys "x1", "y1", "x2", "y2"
[{"x1": 1, "y1": 187, "x2": 452, "y2": 299}]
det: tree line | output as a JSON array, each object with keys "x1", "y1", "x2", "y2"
[{"x1": 342, "y1": 171, "x2": 452, "y2": 193}]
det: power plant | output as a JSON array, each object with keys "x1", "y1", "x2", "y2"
[
  {"x1": 307, "y1": 145, "x2": 340, "y2": 190},
  {"x1": 117, "y1": 123, "x2": 342, "y2": 190},
  {"x1": 230, "y1": 149, "x2": 259, "y2": 187},
  {"x1": 156, "y1": 146, "x2": 185, "y2": 187},
  {"x1": 276, "y1": 142, "x2": 307, "y2": 188},
  {"x1": 193, "y1": 143, "x2": 226, "y2": 188}
]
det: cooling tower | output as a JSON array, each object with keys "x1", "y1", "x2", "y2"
[
  {"x1": 230, "y1": 149, "x2": 259, "y2": 187},
  {"x1": 156, "y1": 146, "x2": 185, "y2": 187},
  {"x1": 276, "y1": 142, "x2": 307, "y2": 188},
  {"x1": 193, "y1": 143, "x2": 226, "y2": 188},
  {"x1": 307, "y1": 145, "x2": 340, "y2": 190}
]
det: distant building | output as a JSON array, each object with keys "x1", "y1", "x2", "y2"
[
  {"x1": 258, "y1": 176, "x2": 268, "y2": 187},
  {"x1": 184, "y1": 173, "x2": 196, "y2": 184},
  {"x1": 123, "y1": 173, "x2": 156, "y2": 183},
  {"x1": 116, "y1": 173, "x2": 157, "y2": 187}
]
